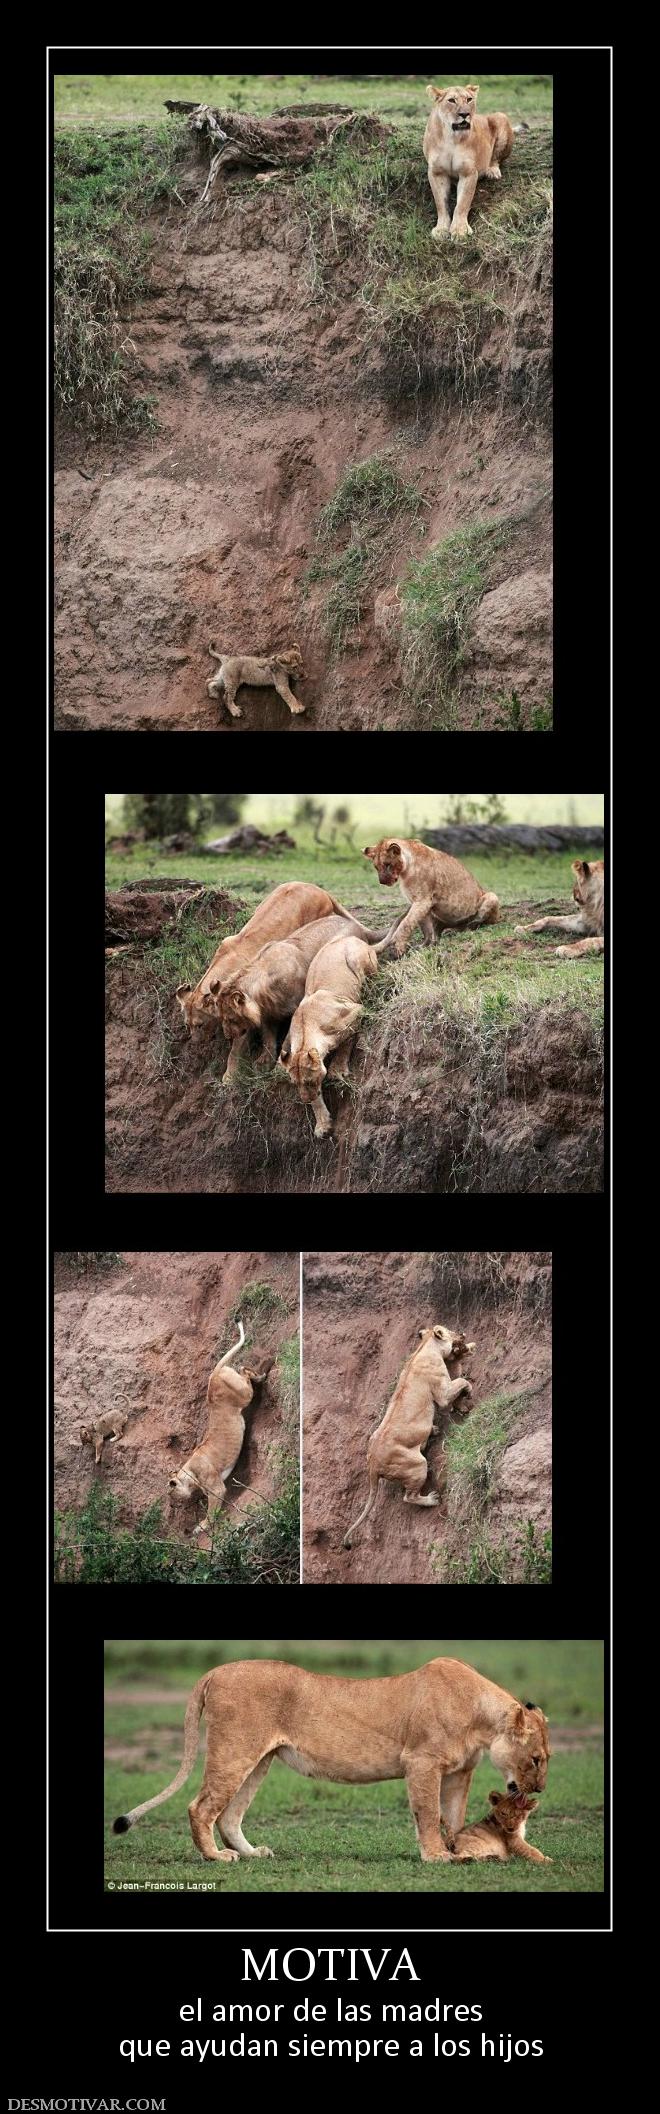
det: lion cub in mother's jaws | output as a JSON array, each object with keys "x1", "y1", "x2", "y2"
[
  {"x1": 423, "y1": 83, "x2": 520, "y2": 241},
  {"x1": 451, "y1": 1790, "x2": 552, "y2": 1864}
]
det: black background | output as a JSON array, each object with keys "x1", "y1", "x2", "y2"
[{"x1": 41, "y1": 37, "x2": 612, "y2": 2094}]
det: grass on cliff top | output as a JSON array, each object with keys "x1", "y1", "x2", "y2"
[
  {"x1": 298, "y1": 125, "x2": 552, "y2": 342},
  {"x1": 55, "y1": 76, "x2": 553, "y2": 128}
]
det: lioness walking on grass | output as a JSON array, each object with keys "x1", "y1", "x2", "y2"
[{"x1": 112, "y1": 1653, "x2": 550, "y2": 1865}]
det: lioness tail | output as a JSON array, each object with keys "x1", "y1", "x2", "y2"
[
  {"x1": 343, "y1": 1470, "x2": 381, "y2": 1549},
  {"x1": 112, "y1": 1673, "x2": 209, "y2": 1834}
]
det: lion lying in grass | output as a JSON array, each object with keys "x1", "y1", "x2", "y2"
[
  {"x1": 279, "y1": 929, "x2": 379, "y2": 1136},
  {"x1": 515, "y1": 860, "x2": 605, "y2": 958},
  {"x1": 450, "y1": 1789, "x2": 552, "y2": 1865},
  {"x1": 343, "y1": 1324, "x2": 475, "y2": 1547},
  {"x1": 423, "y1": 83, "x2": 524, "y2": 241},
  {"x1": 207, "y1": 644, "x2": 305, "y2": 720}
]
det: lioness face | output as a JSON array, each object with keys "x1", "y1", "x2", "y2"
[
  {"x1": 572, "y1": 859, "x2": 599, "y2": 908},
  {"x1": 491, "y1": 1704, "x2": 551, "y2": 1794},
  {"x1": 220, "y1": 990, "x2": 261, "y2": 1034},
  {"x1": 429, "y1": 83, "x2": 479, "y2": 133},
  {"x1": 287, "y1": 1046, "x2": 327, "y2": 1101},
  {"x1": 176, "y1": 985, "x2": 216, "y2": 1037},
  {"x1": 169, "y1": 1466, "x2": 198, "y2": 1498},
  {"x1": 364, "y1": 839, "x2": 405, "y2": 885}
]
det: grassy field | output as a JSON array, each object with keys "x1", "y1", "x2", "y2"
[
  {"x1": 55, "y1": 74, "x2": 553, "y2": 129},
  {"x1": 104, "y1": 1640, "x2": 603, "y2": 1895},
  {"x1": 104, "y1": 833, "x2": 605, "y2": 1043}
]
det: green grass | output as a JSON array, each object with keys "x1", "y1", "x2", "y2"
[
  {"x1": 297, "y1": 124, "x2": 552, "y2": 406},
  {"x1": 436, "y1": 1520, "x2": 553, "y2": 1586},
  {"x1": 444, "y1": 1386, "x2": 539, "y2": 1514},
  {"x1": 104, "y1": 1638, "x2": 603, "y2": 1712},
  {"x1": 104, "y1": 1638, "x2": 602, "y2": 1894},
  {"x1": 54, "y1": 121, "x2": 188, "y2": 428},
  {"x1": 304, "y1": 453, "x2": 423, "y2": 654},
  {"x1": 55, "y1": 76, "x2": 553, "y2": 129},
  {"x1": 400, "y1": 517, "x2": 514, "y2": 717}
]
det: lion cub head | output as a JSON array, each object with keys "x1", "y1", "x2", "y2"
[
  {"x1": 364, "y1": 839, "x2": 406, "y2": 885},
  {"x1": 487, "y1": 1789, "x2": 538, "y2": 1833}
]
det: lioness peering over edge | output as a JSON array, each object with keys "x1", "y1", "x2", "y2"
[{"x1": 113, "y1": 1654, "x2": 550, "y2": 1865}]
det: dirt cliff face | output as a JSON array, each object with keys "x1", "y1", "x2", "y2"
[
  {"x1": 54, "y1": 1251, "x2": 298, "y2": 1533},
  {"x1": 55, "y1": 129, "x2": 552, "y2": 732},
  {"x1": 302, "y1": 1251, "x2": 551, "y2": 1584}
]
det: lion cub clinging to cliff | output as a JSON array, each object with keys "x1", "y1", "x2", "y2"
[
  {"x1": 169, "y1": 1321, "x2": 273, "y2": 1537},
  {"x1": 451, "y1": 1790, "x2": 552, "y2": 1865},
  {"x1": 207, "y1": 644, "x2": 305, "y2": 721}
]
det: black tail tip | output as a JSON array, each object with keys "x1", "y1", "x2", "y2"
[{"x1": 113, "y1": 1813, "x2": 131, "y2": 1834}]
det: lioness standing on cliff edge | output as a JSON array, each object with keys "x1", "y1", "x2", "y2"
[{"x1": 423, "y1": 83, "x2": 524, "y2": 241}]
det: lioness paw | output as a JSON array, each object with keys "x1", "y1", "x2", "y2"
[
  {"x1": 431, "y1": 222, "x2": 450, "y2": 241},
  {"x1": 451, "y1": 221, "x2": 473, "y2": 239},
  {"x1": 254, "y1": 1844, "x2": 275, "y2": 1858}
]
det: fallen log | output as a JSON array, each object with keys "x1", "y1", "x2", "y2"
[{"x1": 165, "y1": 101, "x2": 391, "y2": 205}]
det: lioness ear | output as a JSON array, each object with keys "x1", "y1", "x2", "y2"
[
  {"x1": 467, "y1": 83, "x2": 479, "y2": 97},
  {"x1": 209, "y1": 977, "x2": 220, "y2": 995},
  {"x1": 488, "y1": 1789, "x2": 501, "y2": 1805},
  {"x1": 433, "y1": 1326, "x2": 445, "y2": 1339},
  {"x1": 364, "y1": 845, "x2": 375, "y2": 858},
  {"x1": 426, "y1": 83, "x2": 444, "y2": 101},
  {"x1": 176, "y1": 983, "x2": 191, "y2": 999},
  {"x1": 466, "y1": 1340, "x2": 476, "y2": 1352},
  {"x1": 80, "y1": 1426, "x2": 90, "y2": 1443},
  {"x1": 524, "y1": 1700, "x2": 536, "y2": 1711},
  {"x1": 514, "y1": 1705, "x2": 526, "y2": 1733},
  {"x1": 308, "y1": 1047, "x2": 322, "y2": 1069},
  {"x1": 572, "y1": 860, "x2": 590, "y2": 879}
]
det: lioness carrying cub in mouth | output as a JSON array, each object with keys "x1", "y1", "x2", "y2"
[
  {"x1": 343, "y1": 1324, "x2": 475, "y2": 1547},
  {"x1": 113, "y1": 1654, "x2": 550, "y2": 1865},
  {"x1": 423, "y1": 83, "x2": 525, "y2": 241}
]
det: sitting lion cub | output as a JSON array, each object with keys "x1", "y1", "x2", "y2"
[
  {"x1": 451, "y1": 1789, "x2": 552, "y2": 1864},
  {"x1": 423, "y1": 83, "x2": 521, "y2": 241},
  {"x1": 279, "y1": 931, "x2": 379, "y2": 1136},
  {"x1": 207, "y1": 644, "x2": 305, "y2": 720},
  {"x1": 365, "y1": 837, "x2": 499, "y2": 959},
  {"x1": 515, "y1": 860, "x2": 604, "y2": 958}
]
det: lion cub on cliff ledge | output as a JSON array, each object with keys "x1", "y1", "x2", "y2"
[
  {"x1": 451, "y1": 1789, "x2": 552, "y2": 1864},
  {"x1": 423, "y1": 83, "x2": 525, "y2": 241}
]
